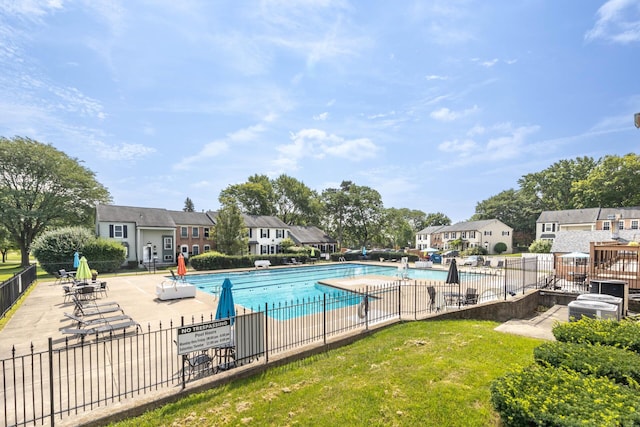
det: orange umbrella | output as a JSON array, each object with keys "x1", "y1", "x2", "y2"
[{"x1": 177, "y1": 253, "x2": 187, "y2": 279}]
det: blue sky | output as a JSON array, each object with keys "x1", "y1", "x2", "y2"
[{"x1": 1, "y1": 1, "x2": 639, "y2": 223}]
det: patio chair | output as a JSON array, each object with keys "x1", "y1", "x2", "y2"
[
  {"x1": 290, "y1": 258, "x2": 302, "y2": 265},
  {"x1": 427, "y1": 286, "x2": 438, "y2": 312},
  {"x1": 76, "y1": 285, "x2": 97, "y2": 301},
  {"x1": 463, "y1": 288, "x2": 478, "y2": 305},
  {"x1": 62, "y1": 285, "x2": 77, "y2": 303},
  {"x1": 58, "y1": 269, "x2": 75, "y2": 284}
]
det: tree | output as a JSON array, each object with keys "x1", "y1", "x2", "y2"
[
  {"x1": 219, "y1": 174, "x2": 276, "y2": 215},
  {"x1": 518, "y1": 156, "x2": 596, "y2": 212},
  {"x1": 471, "y1": 189, "x2": 538, "y2": 244},
  {"x1": 424, "y1": 212, "x2": 451, "y2": 227},
  {"x1": 0, "y1": 137, "x2": 111, "y2": 266},
  {"x1": 572, "y1": 154, "x2": 640, "y2": 208},
  {"x1": 214, "y1": 201, "x2": 248, "y2": 255},
  {"x1": 381, "y1": 208, "x2": 416, "y2": 249},
  {"x1": 341, "y1": 182, "x2": 384, "y2": 248},
  {"x1": 183, "y1": 197, "x2": 195, "y2": 212},
  {"x1": 0, "y1": 225, "x2": 16, "y2": 263},
  {"x1": 272, "y1": 174, "x2": 321, "y2": 225},
  {"x1": 529, "y1": 239, "x2": 552, "y2": 253},
  {"x1": 320, "y1": 185, "x2": 350, "y2": 248}
]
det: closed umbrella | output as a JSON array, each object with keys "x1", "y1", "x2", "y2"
[
  {"x1": 75, "y1": 256, "x2": 92, "y2": 283},
  {"x1": 73, "y1": 251, "x2": 80, "y2": 269},
  {"x1": 177, "y1": 253, "x2": 187, "y2": 281},
  {"x1": 310, "y1": 247, "x2": 316, "y2": 257},
  {"x1": 215, "y1": 278, "x2": 236, "y2": 325},
  {"x1": 445, "y1": 258, "x2": 461, "y2": 307},
  {"x1": 362, "y1": 247, "x2": 367, "y2": 257}
]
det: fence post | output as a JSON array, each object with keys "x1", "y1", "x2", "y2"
[
  {"x1": 414, "y1": 280, "x2": 417, "y2": 320},
  {"x1": 48, "y1": 337, "x2": 55, "y2": 427},
  {"x1": 323, "y1": 294, "x2": 327, "y2": 345},
  {"x1": 264, "y1": 303, "x2": 269, "y2": 364}
]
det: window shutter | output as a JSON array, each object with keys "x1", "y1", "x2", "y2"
[
  {"x1": 123, "y1": 225, "x2": 128, "y2": 238},
  {"x1": 109, "y1": 224, "x2": 114, "y2": 238}
]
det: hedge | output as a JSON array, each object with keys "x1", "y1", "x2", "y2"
[
  {"x1": 534, "y1": 341, "x2": 640, "y2": 388},
  {"x1": 491, "y1": 364, "x2": 640, "y2": 426},
  {"x1": 552, "y1": 317, "x2": 640, "y2": 354}
]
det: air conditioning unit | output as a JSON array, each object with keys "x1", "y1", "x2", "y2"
[
  {"x1": 577, "y1": 294, "x2": 623, "y2": 320},
  {"x1": 568, "y1": 300, "x2": 618, "y2": 322}
]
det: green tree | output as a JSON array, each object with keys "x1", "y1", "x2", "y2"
[
  {"x1": 572, "y1": 153, "x2": 640, "y2": 208},
  {"x1": 518, "y1": 156, "x2": 596, "y2": 212},
  {"x1": 183, "y1": 197, "x2": 195, "y2": 212},
  {"x1": 0, "y1": 225, "x2": 16, "y2": 263},
  {"x1": 381, "y1": 208, "x2": 416, "y2": 249},
  {"x1": 471, "y1": 189, "x2": 538, "y2": 243},
  {"x1": 529, "y1": 239, "x2": 552, "y2": 253},
  {"x1": 214, "y1": 201, "x2": 248, "y2": 255},
  {"x1": 219, "y1": 174, "x2": 276, "y2": 215},
  {"x1": 342, "y1": 182, "x2": 384, "y2": 248},
  {"x1": 424, "y1": 212, "x2": 451, "y2": 226},
  {"x1": 320, "y1": 185, "x2": 351, "y2": 248},
  {"x1": 272, "y1": 174, "x2": 321, "y2": 225},
  {"x1": 0, "y1": 137, "x2": 111, "y2": 266},
  {"x1": 280, "y1": 237, "x2": 295, "y2": 252}
]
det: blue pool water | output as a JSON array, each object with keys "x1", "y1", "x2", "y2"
[{"x1": 185, "y1": 263, "x2": 450, "y2": 319}]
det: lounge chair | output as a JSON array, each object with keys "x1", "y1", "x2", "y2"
[
  {"x1": 290, "y1": 258, "x2": 302, "y2": 265},
  {"x1": 64, "y1": 312, "x2": 134, "y2": 327},
  {"x1": 463, "y1": 288, "x2": 478, "y2": 305},
  {"x1": 72, "y1": 296, "x2": 123, "y2": 317},
  {"x1": 61, "y1": 319, "x2": 141, "y2": 339}
]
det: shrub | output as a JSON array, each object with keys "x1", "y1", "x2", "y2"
[
  {"x1": 491, "y1": 364, "x2": 640, "y2": 426},
  {"x1": 534, "y1": 341, "x2": 640, "y2": 388},
  {"x1": 81, "y1": 238, "x2": 126, "y2": 274},
  {"x1": 494, "y1": 242, "x2": 507, "y2": 254},
  {"x1": 30, "y1": 226, "x2": 95, "y2": 274},
  {"x1": 189, "y1": 252, "x2": 311, "y2": 270},
  {"x1": 529, "y1": 239, "x2": 552, "y2": 253},
  {"x1": 553, "y1": 317, "x2": 640, "y2": 354}
]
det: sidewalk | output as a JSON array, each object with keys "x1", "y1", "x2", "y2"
[{"x1": 494, "y1": 304, "x2": 568, "y2": 340}]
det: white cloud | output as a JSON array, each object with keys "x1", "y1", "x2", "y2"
[
  {"x1": 438, "y1": 139, "x2": 477, "y2": 155},
  {"x1": 0, "y1": 0, "x2": 63, "y2": 18},
  {"x1": 95, "y1": 142, "x2": 156, "y2": 161},
  {"x1": 173, "y1": 123, "x2": 266, "y2": 170},
  {"x1": 425, "y1": 74, "x2": 448, "y2": 80},
  {"x1": 313, "y1": 112, "x2": 329, "y2": 121},
  {"x1": 485, "y1": 124, "x2": 539, "y2": 160},
  {"x1": 272, "y1": 128, "x2": 379, "y2": 171},
  {"x1": 430, "y1": 105, "x2": 479, "y2": 122},
  {"x1": 585, "y1": 0, "x2": 640, "y2": 44}
]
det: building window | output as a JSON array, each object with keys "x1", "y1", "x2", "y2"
[
  {"x1": 484, "y1": 231, "x2": 492, "y2": 236},
  {"x1": 164, "y1": 237, "x2": 172, "y2": 250},
  {"x1": 632, "y1": 220, "x2": 638, "y2": 230},
  {"x1": 469, "y1": 231, "x2": 475, "y2": 238},
  {"x1": 204, "y1": 244, "x2": 211, "y2": 252},
  {"x1": 180, "y1": 227, "x2": 188, "y2": 238},
  {"x1": 618, "y1": 221, "x2": 624, "y2": 230},
  {"x1": 109, "y1": 224, "x2": 128, "y2": 238},
  {"x1": 444, "y1": 232, "x2": 449, "y2": 239},
  {"x1": 192, "y1": 245, "x2": 199, "y2": 256},
  {"x1": 248, "y1": 229, "x2": 252, "y2": 238},
  {"x1": 461, "y1": 232, "x2": 466, "y2": 239},
  {"x1": 204, "y1": 228, "x2": 210, "y2": 238},
  {"x1": 260, "y1": 229, "x2": 270, "y2": 238},
  {"x1": 276, "y1": 229, "x2": 284, "y2": 238},
  {"x1": 603, "y1": 221, "x2": 610, "y2": 230},
  {"x1": 192, "y1": 227, "x2": 199, "y2": 238}
]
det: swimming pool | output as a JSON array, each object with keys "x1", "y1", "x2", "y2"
[{"x1": 186, "y1": 263, "x2": 451, "y2": 319}]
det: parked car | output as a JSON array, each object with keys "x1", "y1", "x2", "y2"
[
  {"x1": 443, "y1": 250, "x2": 459, "y2": 258},
  {"x1": 462, "y1": 255, "x2": 484, "y2": 267}
]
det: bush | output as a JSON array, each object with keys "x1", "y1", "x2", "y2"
[
  {"x1": 189, "y1": 252, "x2": 311, "y2": 270},
  {"x1": 534, "y1": 341, "x2": 640, "y2": 388},
  {"x1": 80, "y1": 238, "x2": 126, "y2": 274},
  {"x1": 529, "y1": 239, "x2": 552, "y2": 253},
  {"x1": 494, "y1": 242, "x2": 507, "y2": 254},
  {"x1": 491, "y1": 364, "x2": 640, "y2": 426},
  {"x1": 553, "y1": 317, "x2": 640, "y2": 354},
  {"x1": 30, "y1": 226, "x2": 95, "y2": 274}
]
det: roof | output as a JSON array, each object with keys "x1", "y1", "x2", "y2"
[
  {"x1": 536, "y1": 208, "x2": 601, "y2": 224},
  {"x1": 288, "y1": 226, "x2": 337, "y2": 245},
  {"x1": 598, "y1": 207, "x2": 640, "y2": 220},
  {"x1": 550, "y1": 230, "x2": 640, "y2": 253},
  {"x1": 96, "y1": 204, "x2": 175, "y2": 228},
  {"x1": 441, "y1": 219, "x2": 511, "y2": 232},
  {"x1": 241, "y1": 214, "x2": 289, "y2": 229},
  {"x1": 167, "y1": 210, "x2": 214, "y2": 226},
  {"x1": 417, "y1": 225, "x2": 446, "y2": 235}
]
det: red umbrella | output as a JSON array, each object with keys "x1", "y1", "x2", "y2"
[{"x1": 177, "y1": 253, "x2": 187, "y2": 280}]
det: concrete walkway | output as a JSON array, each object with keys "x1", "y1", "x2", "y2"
[{"x1": 494, "y1": 304, "x2": 568, "y2": 340}]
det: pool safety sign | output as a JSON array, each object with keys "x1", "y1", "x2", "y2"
[{"x1": 176, "y1": 319, "x2": 232, "y2": 355}]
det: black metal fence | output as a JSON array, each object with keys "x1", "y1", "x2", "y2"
[
  {"x1": 1, "y1": 256, "x2": 561, "y2": 427},
  {"x1": 0, "y1": 265, "x2": 37, "y2": 319}
]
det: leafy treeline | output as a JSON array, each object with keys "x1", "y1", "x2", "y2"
[
  {"x1": 471, "y1": 154, "x2": 640, "y2": 246},
  {"x1": 219, "y1": 177, "x2": 451, "y2": 249}
]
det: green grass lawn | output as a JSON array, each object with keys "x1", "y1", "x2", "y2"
[{"x1": 111, "y1": 320, "x2": 542, "y2": 427}]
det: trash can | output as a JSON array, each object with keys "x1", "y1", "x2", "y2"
[
  {"x1": 568, "y1": 300, "x2": 618, "y2": 322},
  {"x1": 577, "y1": 293, "x2": 623, "y2": 320}
]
